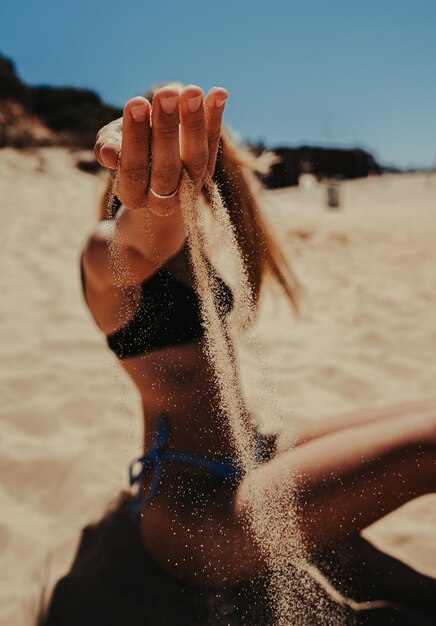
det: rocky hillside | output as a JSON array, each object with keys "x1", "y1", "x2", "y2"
[{"x1": 0, "y1": 53, "x2": 122, "y2": 148}]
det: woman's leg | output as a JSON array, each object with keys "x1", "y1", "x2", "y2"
[
  {"x1": 237, "y1": 409, "x2": 436, "y2": 554},
  {"x1": 141, "y1": 410, "x2": 434, "y2": 586},
  {"x1": 278, "y1": 398, "x2": 436, "y2": 448}
]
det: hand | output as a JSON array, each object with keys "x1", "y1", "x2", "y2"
[{"x1": 94, "y1": 85, "x2": 228, "y2": 216}]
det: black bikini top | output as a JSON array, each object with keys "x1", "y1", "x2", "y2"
[{"x1": 105, "y1": 246, "x2": 234, "y2": 359}]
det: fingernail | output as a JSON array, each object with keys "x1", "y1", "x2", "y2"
[
  {"x1": 215, "y1": 94, "x2": 228, "y2": 108},
  {"x1": 101, "y1": 145, "x2": 118, "y2": 168},
  {"x1": 130, "y1": 104, "x2": 149, "y2": 123},
  {"x1": 187, "y1": 95, "x2": 202, "y2": 113},
  {"x1": 160, "y1": 95, "x2": 178, "y2": 115}
]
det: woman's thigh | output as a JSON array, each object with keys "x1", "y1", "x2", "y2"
[{"x1": 138, "y1": 481, "x2": 265, "y2": 586}]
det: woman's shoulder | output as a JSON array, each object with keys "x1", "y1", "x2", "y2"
[
  {"x1": 81, "y1": 220, "x2": 157, "y2": 293},
  {"x1": 80, "y1": 221, "x2": 151, "y2": 335},
  {"x1": 81, "y1": 221, "x2": 118, "y2": 293}
]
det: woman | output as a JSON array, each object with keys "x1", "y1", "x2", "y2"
[{"x1": 42, "y1": 83, "x2": 435, "y2": 625}]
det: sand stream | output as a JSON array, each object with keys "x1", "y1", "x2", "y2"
[{"x1": 175, "y1": 172, "x2": 362, "y2": 624}]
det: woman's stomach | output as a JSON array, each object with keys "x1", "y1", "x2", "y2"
[{"x1": 119, "y1": 339, "x2": 240, "y2": 460}]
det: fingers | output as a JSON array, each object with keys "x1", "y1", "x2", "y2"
[
  {"x1": 94, "y1": 118, "x2": 122, "y2": 169},
  {"x1": 117, "y1": 97, "x2": 151, "y2": 210},
  {"x1": 148, "y1": 87, "x2": 182, "y2": 198},
  {"x1": 205, "y1": 87, "x2": 228, "y2": 175},
  {"x1": 179, "y1": 85, "x2": 209, "y2": 188},
  {"x1": 94, "y1": 85, "x2": 228, "y2": 213}
]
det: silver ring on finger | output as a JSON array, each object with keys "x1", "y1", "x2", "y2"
[{"x1": 149, "y1": 182, "x2": 180, "y2": 200}]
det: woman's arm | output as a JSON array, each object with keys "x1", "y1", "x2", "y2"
[
  {"x1": 81, "y1": 84, "x2": 228, "y2": 333},
  {"x1": 82, "y1": 83, "x2": 228, "y2": 302}
]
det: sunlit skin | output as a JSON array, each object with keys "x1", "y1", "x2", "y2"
[{"x1": 83, "y1": 83, "x2": 436, "y2": 586}]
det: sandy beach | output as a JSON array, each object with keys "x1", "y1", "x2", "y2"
[{"x1": 0, "y1": 148, "x2": 435, "y2": 625}]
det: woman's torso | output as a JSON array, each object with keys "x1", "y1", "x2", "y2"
[{"x1": 81, "y1": 232, "x2": 239, "y2": 461}]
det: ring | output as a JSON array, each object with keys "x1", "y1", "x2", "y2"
[{"x1": 149, "y1": 183, "x2": 179, "y2": 200}]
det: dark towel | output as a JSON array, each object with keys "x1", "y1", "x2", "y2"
[{"x1": 41, "y1": 493, "x2": 436, "y2": 626}]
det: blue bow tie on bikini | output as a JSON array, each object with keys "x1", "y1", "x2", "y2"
[{"x1": 129, "y1": 413, "x2": 242, "y2": 518}]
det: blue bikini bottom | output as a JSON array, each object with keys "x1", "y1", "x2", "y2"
[
  {"x1": 128, "y1": 413, "x2": 276, "y2": 518},
  {"x1": 129, "y1": 413, "x2": 242, "y2": 518}
]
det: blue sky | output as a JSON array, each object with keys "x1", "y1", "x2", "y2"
[{"x1": 1, "y1": 0, "x2": 435, "y2": 169}]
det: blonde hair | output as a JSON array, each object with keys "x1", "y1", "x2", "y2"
[{"x1": 99, "y1": 85, "x2": 299, "y2": 310}]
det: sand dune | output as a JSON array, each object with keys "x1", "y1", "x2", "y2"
[{"x1": 0, "y1": 149, "x2": 435, "y2": 625}]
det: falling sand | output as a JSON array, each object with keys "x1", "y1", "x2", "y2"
[{"x1": 178, "y1": 172, "x2": 354, "y2": 624}]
